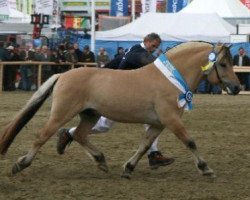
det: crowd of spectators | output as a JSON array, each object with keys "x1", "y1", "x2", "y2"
[{"x1": 0, "y1": 41, "x2": 113, "y2": 91}]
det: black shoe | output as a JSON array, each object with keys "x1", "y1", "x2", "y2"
[
  {"x1": 148, "y1": 151, "x2": 175, "y2": 170},
  {"x1": 56, "y1": 128, "x2": 73, "y2": 155}
]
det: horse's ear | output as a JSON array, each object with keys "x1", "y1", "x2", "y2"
[{"x1": 226, "y1": 44, "x2": 232, "y2": 49}]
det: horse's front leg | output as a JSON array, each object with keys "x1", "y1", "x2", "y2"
[
  {"x1": 122, "y1": 125, "x2": 163, "y2": 179},
  {"x1": 166, "y1": 116, "x2": 215, "y2": 177}
]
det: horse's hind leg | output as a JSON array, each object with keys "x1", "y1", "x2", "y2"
[
  {"x1": 11, "y1": 117, "x2": 62, "y2": 175},
  {"x1": 122, "y1": 125, "x2": 163, "y2": 179},
  {"x1": 72, "y1": 111, "x2": 108, "y2": 173},
  {"x1": 164, "y1": 116, "x2": 215, "y2": 177}
]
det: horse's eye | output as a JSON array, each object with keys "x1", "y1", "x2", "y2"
[{"x1": 220, "y1": 63, "x2": 227, "y2": 68}]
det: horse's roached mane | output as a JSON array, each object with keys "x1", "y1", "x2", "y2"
[
  {"x1": 164, "y1": 41, "x2": 233, "y2": 65},
  {"x1": 166, "y1": 41, "x2": 214, "y2": 54}
]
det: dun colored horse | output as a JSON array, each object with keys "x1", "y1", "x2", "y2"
[{"x1": 0, "y1": 42, "x2": 240, "y2": 179}]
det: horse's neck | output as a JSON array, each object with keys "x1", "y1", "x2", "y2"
[{"x1": 168, "y1": 44, "x2": 212, "y2": 91}]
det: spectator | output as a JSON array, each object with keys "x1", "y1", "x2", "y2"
[
  {"x1": 56, "y1": 44, "x2": 69, "y2": 73},
  {"x1": 73, "y1": 43, "x2": 82, "y2": 61},
  {"x1": 3, "y1": 45, "x2": 17, "y2": 91},
  {"x1": 19, "y1": 48, "x2": 35, "y2": 91},
  {"x1": 11, "y1": 45, "x2": 22, "y2": 89},
  {"x1": 233, "y1": 47, "x2": 250, "y2": 90},
  {"x1": 96, "y1": 47, "x2": 110, "y2": 67},
  {"x1": 114, "y1": 47, "x2": 125, "y2": 58},
  {"x1": 80, "y1": 45, "x2": 95, "y2": 63},
  {"x1": 104, "y1": 47, "x2": 125, "y2": 69},
  {"x1": 82, "y1": 28, "x2": 91, "y2": 39},
  {"x1": 0, "y1": 42, "x2": 5, "y2": 61},
  {"x1": 65, "y1": 45, "x2": 78, "y2": 64},
  {"x1": 34, "y1": 45, "x2": 52, "y2": 82}
]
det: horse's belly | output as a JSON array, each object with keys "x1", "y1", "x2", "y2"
[{"x1": 93, "y1": 101, "x2": 159, "y2": 124}]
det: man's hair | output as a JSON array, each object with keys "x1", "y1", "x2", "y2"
[{"x1": 144, "y1": 33, "x2": 161, "y2": 43}]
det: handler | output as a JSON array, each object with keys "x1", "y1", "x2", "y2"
[{"x1": 57, "y1": 33, "x2": 175, "y2": 169}]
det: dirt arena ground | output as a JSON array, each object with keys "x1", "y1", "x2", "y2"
[{"x1": 0, "y1": 92, "x2": 249, "y2": 200}]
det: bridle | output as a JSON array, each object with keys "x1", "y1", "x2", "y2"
[{"x1": 202, "y1": 45, "x2": 227, "y2": 85}]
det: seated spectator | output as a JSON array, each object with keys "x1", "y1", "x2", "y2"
[
  {"x1": 80, "y1": 45, "x2": 95, "y2": 63},
  {"x1": 65, "y1": 45, "x2": 78, "y2": 64},
  {"x1": 114, "y1": 47, "x2": 125, "y2": 58},
  {"x1": 233, "y1": 47, "x2": 250, "y2": 90},
  {"x1": 96, "y1": 47, "x2": 110, "y2": 68},
  {"x1": 73, "y1": 43, "x2": 82, "y2": 61},
  {"x1": 105, "y1": 47, "x2": 125, "y2": 69}
]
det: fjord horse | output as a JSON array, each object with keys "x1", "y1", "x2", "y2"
[{"x1": 0, "y1": 42, "x2": 240, "y2": 178}]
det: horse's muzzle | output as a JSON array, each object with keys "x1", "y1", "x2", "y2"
[{"x1": 225, "y1": 84, "x2": 241, "y2": 95}]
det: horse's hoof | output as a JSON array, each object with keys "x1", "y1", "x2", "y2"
[
  {"x1": 11, "y1": 163, "x2": 22, "y2": 175},
  {"x1": 121, "y1": 172, "x2": 131, "y2": 179},
  {"x1": 203, "y1": 172, "x2": 216, "y2": 178},
  {"x1": 11, "y1": 156, "x2": 31, "y2": 175},
  {"x1": 202, "y1": 169, "x2": 216, "y2": 178},
  {"x1": 98, "y1": 164, "x2": 109, "y2": 173}
]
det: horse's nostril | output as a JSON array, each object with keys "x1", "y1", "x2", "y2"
[{"x1": 234, "y1": 85, "x2": 241, "y2": 94}]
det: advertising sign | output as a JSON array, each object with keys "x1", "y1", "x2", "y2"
[
  {"x1": 110, "y1": 0, "x2": 128, "y2": 16},
  {"x1": 167, "y1": 0, "x2": 188, "y2": 13}
]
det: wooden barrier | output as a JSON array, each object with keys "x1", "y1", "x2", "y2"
[
  {"x1": 0, "y1": 61, "x2": 98, "y2": 92},
  {"x1": 0, "y1": 63, "x2": 249, "y2": 92}
]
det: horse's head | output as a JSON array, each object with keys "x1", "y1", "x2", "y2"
[{"x1": 206, "y1": 44, "x2": 241, "y2": 95}]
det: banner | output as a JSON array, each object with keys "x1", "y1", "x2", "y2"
[
  {"x1": 0, "y1": 0, "x2": 8, "y2": 9},
  {"x1": 141, "y1": 0, "x2": 157, "y2": 13},
  {"x1": 26, "y1": 0, "x2": 33, "y2": 14},
  {"x1": 51, "y1": 0, "x2": 61, "y2": 28},
  {"x1": 167, "y1": 0, "x2": 188, "y2": 13},
  {"x1": 65, "y1": 17, "x2": 90, "y2": 29},
  {"x1": 110, "y1": 0, "x2": 128, "y2": 16},
  {"x1": 35, "y1": 0, "x2": 53, "y2": 15},
  {"x1": 16, "y1": 0, "x2": 33, "y2": 14},
  {"x1": 60, "y1": 0, "x2": 110, "y2": 11},
  {"x1": 8, "y1": 0, "x2": 17, "y2": 9},
  {"x1": 0, "y1": 0, "x2": 9, "y2": 20},
  {"x1": 241, "y1": 0, "x2": 250, "y2": 9}
]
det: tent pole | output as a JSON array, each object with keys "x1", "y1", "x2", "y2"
[
  {"x1": 132, "y1": 0, "x2": 135, "y2": 21},
  {"x1": 90, "y1": 0, "x2": 95, "y2": 53}
]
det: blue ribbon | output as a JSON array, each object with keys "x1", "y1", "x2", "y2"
[{"x1": 158, "y1": 54, "x2": 193, "y2": 110}]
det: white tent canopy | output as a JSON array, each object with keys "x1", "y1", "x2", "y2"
[
  {"x1": 96, "y1": 12, "x2": 236, "y2": 43},
  {"x1": 0, "y1": 7, "x2": 30, "y2": 23},
  {"x1": 180, "y1": 0, "x2": 250, "y2": 18}
]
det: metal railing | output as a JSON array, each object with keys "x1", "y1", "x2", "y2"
[
  {"x1": 0, "y1": 61, "x2": 98, "y2": 92},
  {"x1": 0, "y1": 62, "x2": 249, "y2": 92}
]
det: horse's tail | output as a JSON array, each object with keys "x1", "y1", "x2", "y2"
[{"x1": 0, "y1": 74, "x2": 60, "y2": 155}]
